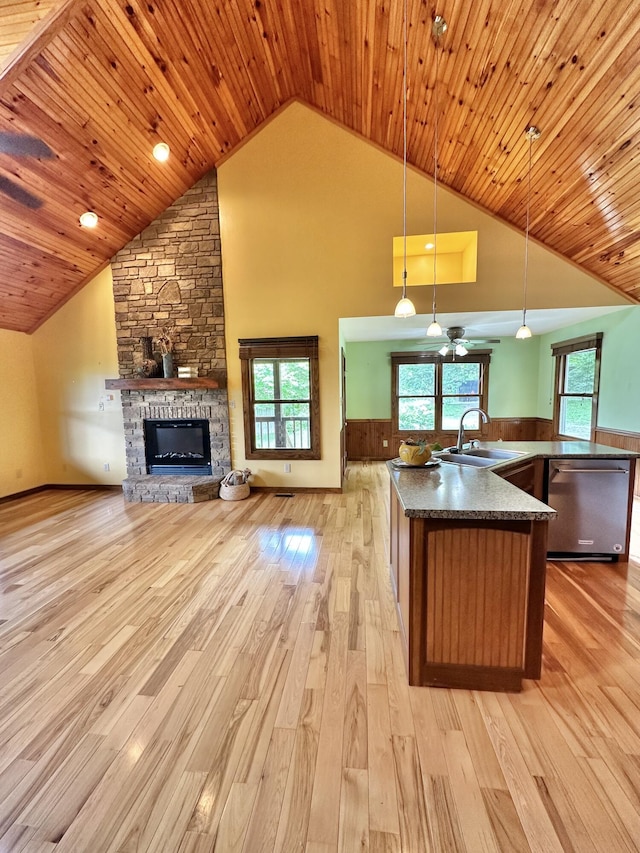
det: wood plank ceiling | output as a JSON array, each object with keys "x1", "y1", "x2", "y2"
[{"x1": 0, "y1": 0, "x2": 639, "y2": 333}]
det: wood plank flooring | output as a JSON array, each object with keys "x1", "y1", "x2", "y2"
[{"x1": 1, "y1": 463, "x2": 640, "y2": 851}]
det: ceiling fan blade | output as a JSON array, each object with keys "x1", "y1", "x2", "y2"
[
  {"x1": 0, "y1": 175, "x2": 43, "y2": 209},
  {"x1": 0, "y1": 131, "x2": 54, "y2": 159}
]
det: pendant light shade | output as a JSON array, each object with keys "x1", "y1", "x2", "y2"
[
  {"x1": 395, "y1": 294, "x2": 416, "y2": 318},
  {"x1": 515, "y1": 126, "x2": 541, "y2": 340},
  {"x1": 394, "y1": 0, "x2": 416, "y2": 320},
  {"x1": 426, "y1": 15, "x2": 447, "y2": 337},
  {"x1": 516, "y1": 321, "x2": 533, "y2": 339}
]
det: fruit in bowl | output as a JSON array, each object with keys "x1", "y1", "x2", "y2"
[{"x1": 399, "y1": 438, "x2": 432, "y2": 466}]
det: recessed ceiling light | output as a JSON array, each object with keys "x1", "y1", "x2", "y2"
[
  {"x1": 153, "y1": 142, "x2": 170, "y2": 162},
  {"x1": 425, "y1": 242, "x2": 434, "y2": 250},
  {"x1": 79, "y1": 211, "x2": 98, "y2": 228}
]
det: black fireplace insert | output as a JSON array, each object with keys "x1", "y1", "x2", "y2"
[{"x1": 144, "y1": 419, "x2": 212, "y2": 475}]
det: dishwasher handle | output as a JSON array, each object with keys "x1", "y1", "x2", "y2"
[{"x1": 551, "y1": 466, "x2": 628, "y2": 475}]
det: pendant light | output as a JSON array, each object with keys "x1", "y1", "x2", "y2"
[
  {"x1": 426, "y1": 15, "x2": 447, "y2": 337},
  {"x1": 394, "y1": 0, "x2": 416, "y2": 319},
  {"x1": 515, "y1": 125, "x2": 541, "y2": 339}
]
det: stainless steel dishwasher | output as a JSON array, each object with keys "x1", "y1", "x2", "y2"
[{"x1": 546, "y1": 458, "x2": 631, "y2": 557}]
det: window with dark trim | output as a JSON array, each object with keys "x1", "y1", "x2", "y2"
[
  {"x1": 391, "y1": 351, "x2": 490, "y2": 435},
  {"x1": 239, "y1": 336, "x2": 320, "y2": 460},
  {"x1": 552, "y1": 333, "x2": 602, "y2": 440}
]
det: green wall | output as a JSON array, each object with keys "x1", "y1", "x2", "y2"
[
  {"x1": 537, "y1": 306, "x2": 640, "y2": 431},
  {"x1": 346, "y1": 307, "x2": 640, "y2": 432},
  {"x1": 345, "y1": 336, "x2": 541, "y2": 420}
]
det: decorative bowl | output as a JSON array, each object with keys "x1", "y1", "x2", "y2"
[{"x1": 398, "y1": 441, "x2": 432, "y2": 466}]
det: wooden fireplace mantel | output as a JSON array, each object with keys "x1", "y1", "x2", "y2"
[{"x1": 105, "y1": 378, "x2": 219, "y2": 390}]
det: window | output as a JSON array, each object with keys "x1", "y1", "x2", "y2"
[
  {"x1": 391, "y1": 351, "x2": 490, "y2": 435},
  {"x1": 552, "y1": 333, "x2": 602, "y2": 440},
  {"x1": 239, "y1": 336, "x2": 320, "y2": 459}
]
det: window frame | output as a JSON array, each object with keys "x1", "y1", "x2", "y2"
[
  {"x1": 551, "y1": 333, "x2": 602, "y2": 441},
  {"x1": 391, "y1": 350, "x2": 491, "y2": 437},
  {"x1": 239, "y1": 335, "x2": 320, "y2": 460}
]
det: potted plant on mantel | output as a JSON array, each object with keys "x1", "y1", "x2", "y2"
[{"x1": 154, "y1": 325, "x2": 176, "y2": 378}]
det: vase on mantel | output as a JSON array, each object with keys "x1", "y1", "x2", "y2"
[
  {"x1": 162, "y1": 352, "x2": 174, "y2": 378},
  {"x1": 137, "y1": 336, "x2": 160, "y2": 377}
]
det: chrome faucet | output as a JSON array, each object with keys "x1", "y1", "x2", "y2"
[{"x1": 457, "y1": 408, "x2": 490, "y2": 451}]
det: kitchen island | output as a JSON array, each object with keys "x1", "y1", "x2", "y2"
[{"x1": 388, "y1": 440, "x2": 637, "y2": 692}]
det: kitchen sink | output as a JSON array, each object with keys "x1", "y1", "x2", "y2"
[
  {"x1": 437, "y1": 447, "x2": 526, "y2": 467},
  {"x1": 463, "y1": 448, "x2": 526, "y2": 460},
  {"x1": 437, "y1": 452, "x2": 497, "y2": 467}
]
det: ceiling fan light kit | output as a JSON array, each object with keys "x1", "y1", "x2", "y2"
[
  {"x1": 430, "y1": 325, "x2": 500, "y2": 357},
  {"x1": 394, "y1": 0, "x2": 416, "y2": 320}
]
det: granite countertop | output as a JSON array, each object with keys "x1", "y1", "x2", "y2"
[
  {"x1": 469, "y1": 440, "x2": 639, "y2": 463},
  {"x1": 387, "y1": 440, "x2": 637, "y2": 522}
]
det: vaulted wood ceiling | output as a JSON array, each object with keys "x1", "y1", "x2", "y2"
[{"x1": 1, "y1": 0, "x2": 639, "y2": 333}]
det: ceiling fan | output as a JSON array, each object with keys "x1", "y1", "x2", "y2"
[
  {"x1": 428, "y1": 325, "x2": 501, "y2": 357},
  {"x1": 0, "y1": 130, "x2": 54, "y2": 210}
]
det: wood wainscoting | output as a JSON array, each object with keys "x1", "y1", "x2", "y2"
[
  {"x1": 347, "y1": 417, "x2": 544, "y2": 461},
  {"x1": 345, "y1": 419, "x2": 395, "y2": 461},
  {"x1": 347, "y1": 417, "x2": 640, "y2": 495},
  {"x1": 535, "y1": 418, "x2": 555, "y2": 441},
  {"x1": 596, "y1": 427, "x2": 640, "y2": 495}
]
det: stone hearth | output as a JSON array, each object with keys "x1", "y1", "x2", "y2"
[
  {"x1": 110, "y1": 171, "x2": 231, "y2": 502},
  {"x1": 122, "y1": 475, "x2": 220, "y2": 503}
]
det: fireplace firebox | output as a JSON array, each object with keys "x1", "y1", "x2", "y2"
[{"x1": 144, "y1": 419, "x2": 212, "y2": 475}]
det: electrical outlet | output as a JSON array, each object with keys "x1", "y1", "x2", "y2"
[
  {"x1": 284, "y1": 463, "x2": 291, "y2": 473},
  {"x1": 103, "y1": 463, "x2": 110, "y2": 472},
  {"x1": 382, "y1": 439, "x2": 388, "y2": 447},
  {"x1": 16, "y1": 469, "x2": 22, "y2": 479}
]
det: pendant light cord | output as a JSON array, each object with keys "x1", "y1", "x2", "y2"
[
  {"x1": 432, "y1": 25, "x2": 440, "y2": 323},
  {"x1": 402, "y1": 0, "x2": 408, "y2": 299},
  {"x1": 522, "y1": 132, "x2": 533, "y2": 324}
]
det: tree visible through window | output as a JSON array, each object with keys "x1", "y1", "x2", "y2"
[
  {"x1": 252, "y1": 358, "x2": 311, "y2": 449},
  {"x1": 552, "y1": 333, "x2": 602, "y2": 440},
  {"x1": 239, "y1": 336, "x2": 320, "y2": 459},
  {"x1": 392, "y1": 351, "x2": 490, "y2": 435}
]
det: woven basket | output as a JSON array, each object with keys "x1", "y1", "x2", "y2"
[{"x1": 219, "y1": 481, "x2": 250, "y2": 501}]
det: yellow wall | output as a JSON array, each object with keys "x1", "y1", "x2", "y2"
[
  {"x1": 0, "y1": 329, "x2": 44, "y2": 497},
  {"x1": 31, "y1": 267, "x2": 126, "y2": 486},
  {"x1": 3, "y1": 102, "x2": 626, "y2": 495},
  {"x1": 218, "y1": 101, "x2": 625, "y2": 488}
]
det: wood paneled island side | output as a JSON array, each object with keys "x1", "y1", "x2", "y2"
[
  {"x1": 388, "y1": 457, "x2": 554, "y2": 692},
  {"x1": 389, "y1": 439, "x2": 638, "y2": 692}
]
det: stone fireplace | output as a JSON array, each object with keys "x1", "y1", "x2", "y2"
[
  {"x1": 144, "y1": 418, "x2": 212, "y2": 475},
  {"x1": 109, "y1": 171, "x2": 231, "y2": 502}
]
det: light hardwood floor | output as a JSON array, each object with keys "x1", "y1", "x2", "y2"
[{"x1": 1, "y1": 463, "x2": 640, "y2": 852}]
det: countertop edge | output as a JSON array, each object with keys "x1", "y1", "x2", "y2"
[{"x1": 387, "y1": 440, "x2": 636, "y2": 521}]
